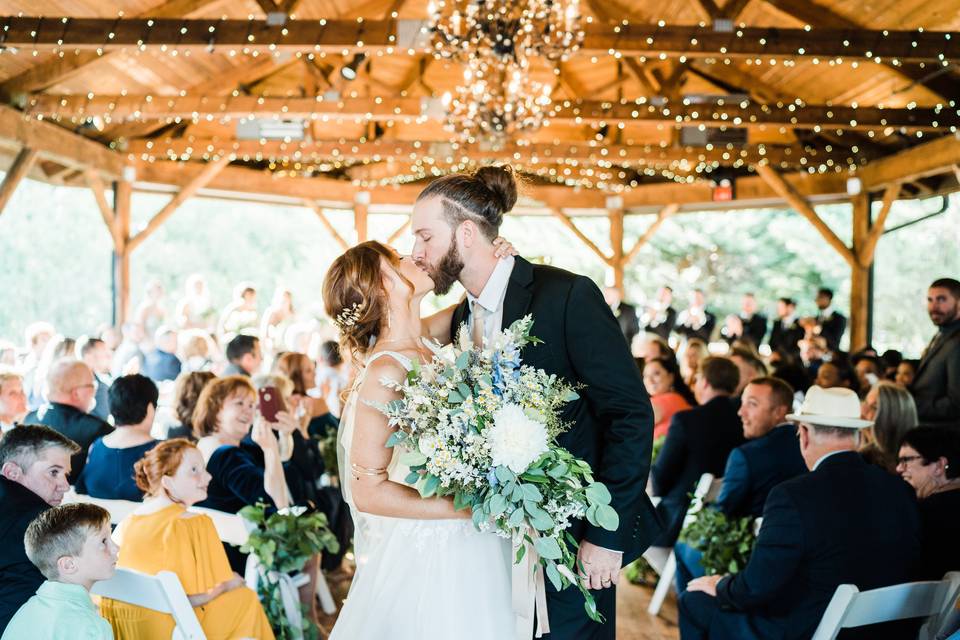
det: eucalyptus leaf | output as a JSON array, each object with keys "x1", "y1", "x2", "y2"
[
  {"x1": 534, "y1": 536, "x2": 563, "y2": 560},
  {"x1": 421, "y1": 474, "x2": 441, "y2": 498},
  {"x1": 385, "y1": 431, "x2": 404, "y2": 448},
  {"x1": 520, "y1": 483, "x2": 543, "y2": 502},
  {"x1": 447, "y1": 390, "x2": 465, "y2": 404},
  {"x1": 495, "y1": 466, "x2": 515, "y2": 484},
  {"x1": 508, "y1": 507, "x2": 526, "y2": 527},
  {"x1": 455, "y1": 350, "x2": 471, "y2": 370},
  {"x1": 546, "y1": 462, "x2": 569, "y2": 479},
  {"x1": 515, "y1": 543, "x2": 526, "y2": 564},
  {"x1": 545, "y1": 561, "x2": 563, "y2": 591},
  {"x1": 399, "y1": 450, "x2": 428, "y2": 467},
  {"x1": 489, "y1": 493, "x2": 509, "y2": 516},
  {"x1": 595, "y1": 504, "x2": 620, "y2": 531},
  {"x1": 585, "y1": 482, "x2": 612, "y2": 505},
  {"x1": 457, "y1": 382, "x2": 473, "y2": 400},
  {"x1": 404, "y1": 470, "x2": 420, "y2": 484}
]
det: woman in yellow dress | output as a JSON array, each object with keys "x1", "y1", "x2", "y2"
[{"x1": 100, "y1": 438, "x2": 275, "y2": 640}]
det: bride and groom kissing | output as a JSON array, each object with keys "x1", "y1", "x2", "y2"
[{"x1": 322, "y1": 165, "x2": 661, "y2": 640}]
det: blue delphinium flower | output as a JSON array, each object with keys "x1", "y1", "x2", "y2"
[{"x1": 487, "y1": 468, "x2": 499, "y2": 488}]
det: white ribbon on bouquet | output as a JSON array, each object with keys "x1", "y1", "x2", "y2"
[{"x1": 512, "y1": 529, "x2": 551, "y2": 640}]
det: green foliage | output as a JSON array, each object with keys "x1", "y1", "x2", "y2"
[
  {"x1": 651, "y1": 434, "x2": 666, "y2": 462},
  {"x1": 240, "y1": 503, "x2": 340, "y2": 640},
  {"x1": 679, "y1": 507, "x2": 757, "y2": 576},
  {"x1": 623, "y1": 556, "x2": 657, "y2": 586}
]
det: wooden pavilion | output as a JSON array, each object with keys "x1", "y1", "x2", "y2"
[{"x1": 0, "y1": 0, "x2": 958, "y2": 351}]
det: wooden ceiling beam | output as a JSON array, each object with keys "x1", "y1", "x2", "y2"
[
  {"x1": 0, "y1": 105, "x2": 125, "y2": 176},
  {"x1": 304, "y1": 200, "x2": 351, "y2": 250},
  {"x1": 125, "y1": 137, "x2": 859, "y2": 167},
  {"x1": 547, "y1": 208, "x2": 614, "y2": 265},
  {"x1": 3, "y1": 18, "x2": 957, "y2": 62},
  {"x1": 855, "y1": 132, "x2": 960, "y2": 188},
  {"x1": 857, "y1": 183, "x2": 899, "y2": 268},
  {"x1": 29, "y1": 94, "x2": 957, "y2": 131},
  {"x1": 82, "y1": 168, "x2": 123, "y2": 250},
  {"x1": 623, "y1": 203, "x2": 678, "y2": 264}
]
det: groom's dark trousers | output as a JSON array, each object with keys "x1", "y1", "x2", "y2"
[{"x1": 452, "y1": 257, "x2": 662, "y2": 639}]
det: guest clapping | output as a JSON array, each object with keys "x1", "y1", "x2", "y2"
[
  {"x1": 99, "y1": 439, "x2": 274, "y2": 639},
  {"x1": 75, "y1": 375, "x2": 159, "y2": 501}
]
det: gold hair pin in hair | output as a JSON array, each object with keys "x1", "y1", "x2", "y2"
[{"x1": 334, "y1": 301, "x2": 365, "y2": 331}]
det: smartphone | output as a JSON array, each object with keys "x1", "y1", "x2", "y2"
[{"x1": 258, "y1": 386, "x2": 284, "y2": 423}]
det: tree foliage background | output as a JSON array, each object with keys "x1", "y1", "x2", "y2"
[{"x1": 0, "y1": 175, "x2": 956, "y2": 357}]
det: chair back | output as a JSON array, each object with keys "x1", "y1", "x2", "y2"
[
  {"x1": 62, "y1": 490, "x2": 139, "y2": 525},
  {"x1": 92, "y1": 568, "x2": 205, "y2": 640},
  {"x1": 812, "y1": 572, "x2": 960, "y2": 640},
  {"x1": 188, "y1": 506, "x2": 253, "y2": 546},
  {"x1": 681, "y1": 473, "x2": 723, "y2": 529}
]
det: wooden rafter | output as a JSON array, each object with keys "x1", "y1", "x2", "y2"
[
  {"x1": 29, "y1": 94, "x2": 958, "y2": 131},
  {"x1": 5, "y1": 18, "x2": 957, "y2": 62},
  {"x1": 755, "y1": 163, "x2": 856, "y2": 266},
  {"x1": 856, "y1": 133, "x2": 960, "y2": 188},
  {"x1": 857, "y1": 183, "x2": 899, "y2": 268},
  {"x1": 83, "y1": 168, "x2": 123, "y2": 251},
  {"x1": 127, "y1": 156, "x2": 231, "y2": 252},
  {"x1": 623, "y1": 203, "x2": 679, "y2": 264},
  {"x1": 689, "y1": 0, "x2": 721, "y2": 23},
  {"x1": 548, "y1": 208, "x2": 612, "y2": 265},
  {"x1": 386, "y1": 218, "x2": 411, "y2": 245},
  {"x1": 126, "y1": 137, "x2": 861, "y2": 167},
  {"x1": 304, "y1": 200, "x2": 350, "y2": 251},
  {"x1": 0, "y1": 147, "x2": 39, "y2": 216}
]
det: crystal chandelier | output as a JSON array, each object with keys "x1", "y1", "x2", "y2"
[
  {"x1": 427, "y1": 0, "x2": 584, "y2": 63},
  {"x1": 442, "y1": 57, "x2": 554, "y2": 142}
]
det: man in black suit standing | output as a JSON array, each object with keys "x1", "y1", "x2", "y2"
[
  {"x1": 676, "y1": 289, "x2": 717, "y2": 343},
  {"x1": 604, "y1": 286, "x2": 641, "y2": 350},
  {"x1": 651, "y1": 356, "x2": 745, "y2": 546},
  {"x1": 768, "y1": 297, "x2": 804, "y2": 356},
  {"x1": 679, "y1": 386, "x2": 920, "y2": 640},
  {"x1": 911, "y1": 278, "x2": 960, "y2": 428},
  {"x1": 813, "y1": 287, "x2": 846, "y2": 351},
  {"x1": 24, "y1": 360, "x2": 112, "y2": 482},
  {"x1": 643, "y1": 286, "x2": 678, "y2": 341},
  {"x1": 0, "y1": 425, "x2": 80, "y2": 633},
  {"x1": 411, "y1": 166, "x2": 660, "y2": 639}
]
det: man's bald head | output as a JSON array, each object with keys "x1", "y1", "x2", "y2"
[{"x1": 46, "y1": 360, "x2": 96, "y2": 413}]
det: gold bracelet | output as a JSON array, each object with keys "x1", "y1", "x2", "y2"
[{"x1": 351, "y1": 462, "x2": 387, "y2": 477}]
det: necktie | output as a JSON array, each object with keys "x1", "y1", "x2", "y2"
[{"x1": 471, "y1": 302, "x2": 487, "y2": 348}]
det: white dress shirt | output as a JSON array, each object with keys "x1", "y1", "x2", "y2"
[{"x1": 465, "y1": 256, "x2": 515, "y2": 343}]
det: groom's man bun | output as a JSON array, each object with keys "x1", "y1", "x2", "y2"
[{"x1": 417, "y1": 165, "x2": 518, "y2": 240}]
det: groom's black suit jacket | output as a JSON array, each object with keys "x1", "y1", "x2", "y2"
[{"x1": 452, "y1": 257, "x2": 662, "y2": 562}]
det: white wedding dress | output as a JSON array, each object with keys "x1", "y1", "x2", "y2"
[{"x1": 329, "y1": 350, "x2": 514, "y2": 640}]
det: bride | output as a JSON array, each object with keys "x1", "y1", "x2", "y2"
[{"x1": 323, "y1": 240, "x2": 514, "y2": 639}]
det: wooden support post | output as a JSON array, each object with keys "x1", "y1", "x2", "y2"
[
  {"x1": 304, "y1": 200, "x2": 350, "y2": 251},
  {"x1": 623, "y1": 203, "x2": 678, "y2": 265},
  {"x1": 756, "y1": 164, "x2": 857, "y2": 267},
  {"x1": 83, "y1": 168, "x2": 123, "y2": 250},
  {"x1": 113, "y1": 178, "x2": 132, "y2": 326},
  {"x1": 609, "y1": 209, "x2": 625, "y2": 295},
  {"x1": 354, "y1": 194, "x2": 370, "y2": 243},
  {"x1": 849, "y1": 192, "x2": 871, "y2": 351},
  {"x1": 858, "y1": 183, "x2": 899, "y2": 268},
  {"x1": 548, "y1": 208, "x2": 613, "y2": 266},
  {"x1": 127, "y1": 156, "x2": 231, "y2": 252},
  {"x1": 0, "y1": 147, "x2": 38, "y2": 216}
]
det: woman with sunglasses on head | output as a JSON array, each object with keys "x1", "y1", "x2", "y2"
[{"x1": 896, "y1": 427, "x2": 960, "y2": 580}]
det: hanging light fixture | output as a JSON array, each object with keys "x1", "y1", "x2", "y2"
[
  {"x1": 442, "y1": 57, "x2": 554, "y2": 143},
  {"x1": 427, "y1": 0, "x2": 584, "y2": 63}
]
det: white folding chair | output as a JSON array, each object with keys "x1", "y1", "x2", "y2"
[
  {"x1": 62, "y1": 489, "x2": 140, "y2": 525},
  {"x1": 646, "y1": 473, "x2": 723, "y2": 616},
  {"x1": 811, "y1": 572, "x2": 960, "y2": 640},
  {"x1": 92, "y1": 568, "x2": 205, "y2": 640}
]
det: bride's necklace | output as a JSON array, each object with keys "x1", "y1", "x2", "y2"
[{"x1": 374, "y1": 336, "x2": 421, "y2": 348}]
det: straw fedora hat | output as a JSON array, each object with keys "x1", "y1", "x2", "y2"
[{"x1": 786, "y1": 385, "x2": 874, "y2": 429}]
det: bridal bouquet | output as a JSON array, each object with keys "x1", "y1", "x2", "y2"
[{"x1": 373, "y1": 316, "x2": 619, "y2": 622}]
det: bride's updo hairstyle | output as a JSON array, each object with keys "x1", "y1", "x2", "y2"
[
  {"x1": 323, "y1": 240, "x2": 413, "y2": 361},
  {"x1": 416, "y1": 165, "x2": 519, "y2": 240}
]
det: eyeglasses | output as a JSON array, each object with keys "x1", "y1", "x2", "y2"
[{"x1": 896, "y1": 455, "x2": 925, "y2": 466}]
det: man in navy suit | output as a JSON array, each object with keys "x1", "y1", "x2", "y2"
[
  {"x1": 651, "y1": 357, "x2": 745, "y2": 547},
  {"x1": 674, "y1": 377, "x2": 808, "y2": 592},
  {"x1": 679, "y1": 386, "x2": 921, "y2": 640}
]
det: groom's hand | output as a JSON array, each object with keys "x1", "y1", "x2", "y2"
[{"x1": 577, "y1": 541, "x2": 623, "y2": 590}]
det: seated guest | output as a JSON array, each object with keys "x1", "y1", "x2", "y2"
[
  {"x1": 78, "y1": 338, "x2": 112, "y2": 422},
  {"x1": 675, "y1": 377, "x2": 808, "y2": 593},
  {"x1": 75, "y1": 375, "x2": 159, "y2": 501},
  {"x1": 880, "y1": 349, "x2": 902, "y2": 381},
  {"x1": 895, "y1": 359, "x2": 919, "y2": 388},
  {"x1": 859, "y1": 381, "x2": 918, "y2": 473},
  {"x1": 2, "y1": 504, "x2": 115, "y2": 640},
  {"x1": 911, "y1": 278, "x2": 960, "y2": 428},
  {"x1": 99, "y1": 439, "x2": 274, "y2": 639},
  {"x1": 799, "y1": 335, "x2": 827, "y2": 382},
  {"x1": 24, "y1": 360, "x2": 112, "y2": 481},
  {"x1": 0, "y1": 425, "x2": 80, "y2": 632},
  {"x1": 642, "y1": 356, "x2": 696, "y2": 440},
  {"x1": 728, "y1": 348, "x2": 767, "y2": 398},
  {"x1": 141, "y1": 327, "x2": 182, "y2": 383},
  {"x1": 679, "y1": 338, "x2": 708, "y2": 389},
  {"x1": 193, "y1": 376, "x2": 289, "y2": 514},
  {"x1": 651, "y1": 357, "x2": 744, "y2": 546},
  {"x1": 814, "y1": 360, "x2": 859, "y2": 396},
  {"x1": 0, "y1": 371, "x2": 27, "y2": 433},
  {"x1": 896, "y1": 427, "x2": 960, "y2": 580},
  {"x1": 222, "y1": 335, "x2": 262, "y2": 378},
  {"x1": 680, "y1": 386, "x2": 920, "y2": 640},
  {"x1": 852, "y1": 353, "x2": 883, "y2": 398},
  {"x1": 274, "y1": 352, "x2": 338, "y2": 438},
  {"x1": 769, "y1": 349, "x2": 810, "y2": 398},
  {"x1": 638, "y1": 334, "x2": 674, "y2": 362},
  {"x1": 165, "y1": 371, "x2": 216, "y2": 441}
]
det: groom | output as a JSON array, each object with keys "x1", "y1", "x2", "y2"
[{"x1": 412, "y1": 169, "x2": 661, "y2": 639}]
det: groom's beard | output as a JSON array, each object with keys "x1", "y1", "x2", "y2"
[{"x1": 428, "y1": 242, "x2": 465, "y2": 296}]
